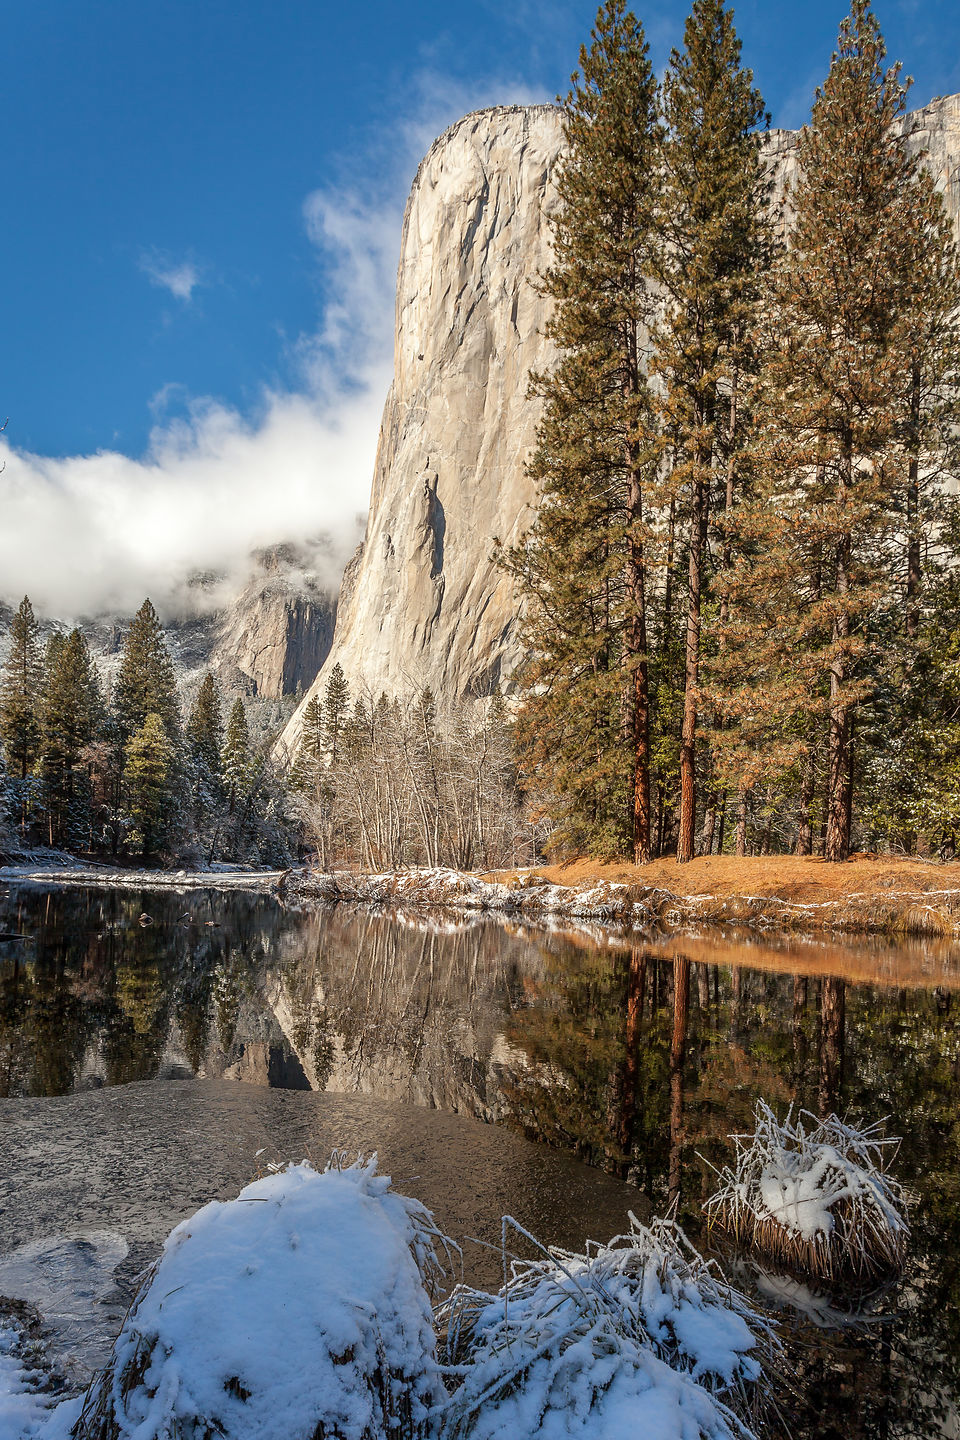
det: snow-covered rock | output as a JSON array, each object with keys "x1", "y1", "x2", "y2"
[{"x1": 70, "y1": 1158, "x2": 450, "y2": 1440}]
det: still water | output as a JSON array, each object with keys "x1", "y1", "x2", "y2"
[{"x1": 2, "y1": 883, "x2": 960, "y2": 1437}]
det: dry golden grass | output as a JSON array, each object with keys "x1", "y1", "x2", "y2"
[{"x1": 487, "y1": 853, "x2": 960, "y2": 904}]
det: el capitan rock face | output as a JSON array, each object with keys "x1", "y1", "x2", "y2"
[
  {"x1": 279, "y1": 104, "x2": 564, "y2": 754},
  {"x1": 281, "y1": 94, "x2": 960, "y2": 757}
]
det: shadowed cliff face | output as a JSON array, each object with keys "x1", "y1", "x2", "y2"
[
  {"x1": 281, "y1": 94, "x2": 960, "y2": 756},
  {"x1": 213, "y1": 546, "x2": 336, "y2": 699}
]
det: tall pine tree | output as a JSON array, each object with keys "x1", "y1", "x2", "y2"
[
  {"x1": 0, "y1": 597, "x2": 44, "y2": 783},
  {"x1": 652, "y1": 0, "x2": 771, "y2": 863},
  {"x1": 114, "y1": 600, "x2": 180, "y2": 745},
  {"x1": 735, "y1": 0, "x2": 960, "y2": 860},
  {"x1": 502, "y1": 0, "x2": 662, "y2": 860},
  {"x1": 39, "y1": 628, "x2": 103, "y2": 846},
  {"x1": 187, "y1": 673, "x2": 224, "y2": 786},
  {"x1": 222, "y1": 698, "x2": 250, "y2": 814},
  {"x1": 123, "y1": 713, "x2": 176, "y2": 858}
]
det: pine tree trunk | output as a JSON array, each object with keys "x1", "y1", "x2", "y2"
[
  {"x1": 795, "y1": 747, "x2": 817, "y2": 855},
  {"x1": 716, "y1": 790, "x2": 727, "y2": 855},
  {"x1": 826, "y1": 442, "x2": 853, "y2": 862},
  {"x1": 626, "y1": 432, "x2": 652, "y2": 865},
  {"x1": 826, "y1": 665, "x2": 851, "y2": 861},
  {"x1": 677, "y1": 468, "x2": 709, "y2": 863},
  {"x1": 735, "y1": 788, "x2": 749, "y2": 857},
  {"x1": 700, "y1": 801, "x2": 716, "y2": 857},
  {"x1": 906, "y1": 362, "x2": 921, "y2": 640},
  {"x1": 719, "y1": 362, "x2": 738, "y2": 628}
]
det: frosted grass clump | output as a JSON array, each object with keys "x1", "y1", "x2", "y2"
[
  {"x1": 435, "y1": 1214, "x2": 779, "y2": 1440},
  {"x1": 705, "y1": 1102, "x2": 908, "y2": 1283},
  {"x1": 71, "y1": 1155, "x2": 454, "y2": 1440}
]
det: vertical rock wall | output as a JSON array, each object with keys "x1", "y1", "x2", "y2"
[{"x1": 279, "y1": 104, "x2": 565, "y2": 753}]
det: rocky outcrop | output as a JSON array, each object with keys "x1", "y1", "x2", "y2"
[
  {"x1": 279, "y1": 104, "x2": 564, "y2": 754},
  {"x1": 281, "y1": 94, "x2": 960, "y2": 757},
  {"x1": 211, "y1": 544, "x2": 336, "y2": 699},
  {"x1": 1, "y1": 545, "x2": 336, "y2": 705}
]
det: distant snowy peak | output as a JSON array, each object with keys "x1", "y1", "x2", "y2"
[{"x1": 0, "y1": 543, "x2": 337, "y2": 704}]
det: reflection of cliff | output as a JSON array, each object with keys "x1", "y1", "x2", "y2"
[
  {"x1": 4, "y1": 889, "x2": 960, "y2": 1435},
  {"x1": 260, "y1": 907, "x2": 545, "y2": 1119}
]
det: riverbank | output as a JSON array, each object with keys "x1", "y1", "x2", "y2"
[
  {"x1": 282, "y1": 854, "x2": 960, "y2": 940},
  {"x1": 0, "y1": 853, "x2": 285, "y2": 891},
  {"x1": 6, "y1": 851, "x2": 960, "y2": 941}
]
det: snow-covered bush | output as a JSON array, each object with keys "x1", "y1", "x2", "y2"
[
  {"x1": 435, "y1": 1214, "x2": 779, "y2": 1440},
  {"x1": 704, "y1": 1102, "x2": 908, "y2": 1283},
  {"x1": 71, "y1": 1156, "x2": 454, "y2": 1440}
]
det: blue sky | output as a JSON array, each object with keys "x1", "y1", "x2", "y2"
[{"x1": 3, "y1": 0, "x2": 960, "y2": 616}]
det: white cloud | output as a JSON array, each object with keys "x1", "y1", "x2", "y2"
[
  {"x1": 0, "y1": 387, "x2": 380, "y2": 620},
  {"x1": 140, "y1": 251, "x2": 203, "y2": 302}
]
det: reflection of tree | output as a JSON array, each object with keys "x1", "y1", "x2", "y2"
[
  {"x1": 0, "y1": 887, "x2": 291, "y2": 1095},
  {"x1": 609, "y1": 949, "x2": 645, "y2": 1163},
  {"x1": 498, "y1": 936, "x2": 960, "y2": 1437},
  {"x1": 669, "y1": 956, "x2": 690, "y2": 1206},
  {"x1": 5, "y1": 886, "x2": 960, "y2": 1435},
  {"x1": 0, "y1": 948, "x2": 30, "y2": 1096},
  {"x1": 818, "y1": 976, "x2": 845, "y2": 1116}
]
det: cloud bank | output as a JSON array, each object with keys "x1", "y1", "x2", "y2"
[{"x1": 1, "y1": 189, "x2": 398, "y2": 621}]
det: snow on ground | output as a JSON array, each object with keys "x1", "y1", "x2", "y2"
[
  {"x1": 0, "y1": 863, "x2": 283, "y2": 891},
  {"x1": 0, "y1": 1321, "x2": 51, "y2": 1439}
]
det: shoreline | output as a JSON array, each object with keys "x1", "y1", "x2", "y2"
[
  {"x1": 5, "y1": 852, "x2": 960, "y2": 941},
  {"x1": 280, "y1": 856, "x2": 960, "y2": 941}
]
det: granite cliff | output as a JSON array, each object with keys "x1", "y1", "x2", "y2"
[{"x1": 280, "y1": 94, "x2": 960, "y2": 758}]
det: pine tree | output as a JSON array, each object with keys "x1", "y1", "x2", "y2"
[
  {"x1": 123, "y1": 713, "x2": 176, "y2": 858},
  {"x1": 737, "y1": 0, "x2": 960, "y2": 860},
  {"x1": 187, "y1": 674, "x2": 224, "y2": 785},
  {"x1": 0, "y1": 597, "x2": 44, "y2": 782},
  {"x1": 39, "y1": 628, "x2": 103, "y2": 846},
  {"x1": 652, "y1": 0, "x2": 771, "y2": 863},
  {"x1": 321, "y1": 663, "x2": 350, "y2": 764},
  {"x1": 501, "y1": 0, "x2": 662, "y2": 860},
  {"x1": 114, "y1": 600, "x2": 180, "y2": 745},
  {"x1": 222, "y1": 698, "x2": 250, "y2": 814}
]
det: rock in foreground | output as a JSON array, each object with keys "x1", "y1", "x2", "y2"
[{"x1": 71, "y1": 1159, "x2": 448, "y2": 1440}]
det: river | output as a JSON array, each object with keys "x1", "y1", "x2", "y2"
[{"x1": 1, "y1": 882, "x2": 958, "y2": 1438}]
